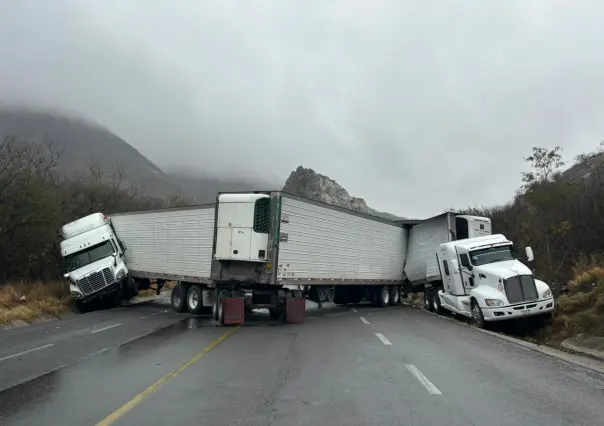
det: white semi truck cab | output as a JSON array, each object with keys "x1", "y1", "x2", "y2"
[
  {"x1": 432, "y1": 234, "x2": 555, "y2": 326},
  {"x1": 59, "y1": 213, "x2": 132, "y2": 310}
]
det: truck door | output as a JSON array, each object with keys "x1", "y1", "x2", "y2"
[
  {"x1": 437, "y1": 249, "x2": 454, "y2": 294},
  {"x1": 456, "y1": 247, "x2": 475, "y2": 295}
]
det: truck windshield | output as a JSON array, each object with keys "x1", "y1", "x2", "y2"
[
  {"x1": 64, "y1": 240, "x2": 115, "y2": 272},
  {"x1": 469, "y1": 245, "x2": 515, "y2": 266}
]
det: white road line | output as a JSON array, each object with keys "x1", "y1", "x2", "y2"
[
  {"x1": 352, "y1": 308, "x2": 358, "y2": 313},
  {"x1": 405, "y1": 364, "x2": 442, "y2": 395},
  {"x1": 90, "y1": 323, "x2": 123, "y2": 334},
  {"x1": 375, "y1": 332, "x2": 392, "y2": 345},
  {"x1": 0, "y1": 344, "x2": 54, "y2": 362},
  {"x1": 360, "y1": 317, "x2": 370, "y2": 324}
]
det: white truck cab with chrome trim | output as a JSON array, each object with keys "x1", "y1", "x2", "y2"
[
  {"x1": 435, "y1": 234, "x2": 554, "y2": 326},
  {"x1": 60, "y1": 213, "x2": 131, "y2": 309}
]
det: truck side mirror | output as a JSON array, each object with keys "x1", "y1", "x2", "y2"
[
  {"x1": 63, "y1": 272, "x2": 69, "y2": 279},
  {"x1": 120, "y1": 239, "x2": 127, "y2": 251},
  {"x1": 112, "y1": 253, "x2": 118, "y2": 266},
  {"x1": 525, "y1": 247, "x2": 534, "y2": 262}
]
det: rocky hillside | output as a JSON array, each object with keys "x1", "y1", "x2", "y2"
[
  {"x1": 284, "y1": 166, "x2": 403, "y2": 220},
  {"x1": 562, "y1": 150, "x2": 604, "y2": 182}
]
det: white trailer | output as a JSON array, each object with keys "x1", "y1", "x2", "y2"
[
  {"x1": 59, "y1": 191, "x2": 408, "y2": 324},
  {"x1": 110, "y1": 204, "x2": 217, "y2": 311},
  {"x1": 276, "y1": 193, "x2": 407, "y2": 308}
]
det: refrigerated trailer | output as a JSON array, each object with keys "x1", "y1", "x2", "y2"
[{"x1": 60, "y1": 191, "x2": 408, "y2": 324}]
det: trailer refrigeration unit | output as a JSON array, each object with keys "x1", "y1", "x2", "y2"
[
  {"x1": 60, "y1": 191, "x2": 407, "y2": 324},
  {"x1": 402, "y1": 212, "x2": 555, "y2": 327}
]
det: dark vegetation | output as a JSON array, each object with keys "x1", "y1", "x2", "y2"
[{"x1": 453, "y1": 144, "x2": 604, "y2": 343}]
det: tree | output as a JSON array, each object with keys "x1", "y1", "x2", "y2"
[{"x1": 521, "y1": 146, "x2": 565, "y2": 188}]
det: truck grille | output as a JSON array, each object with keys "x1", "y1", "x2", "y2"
[
  {"x1": 77, "y1": 268, "x2": 114, "y2": 296},
  {"x1": 504, "y1": 275, "x2": 539, "y2": 304}
]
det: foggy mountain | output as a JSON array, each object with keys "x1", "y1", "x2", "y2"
[{"x1": 0, "y1": 107, "x2": 400, "y2": 217}]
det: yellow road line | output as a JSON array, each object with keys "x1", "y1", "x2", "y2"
[{"x1": 96, "y1": 325, "x2": 241, "y2": 426}]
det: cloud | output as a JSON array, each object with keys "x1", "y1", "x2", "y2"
[{"x1": 1, "y1": 0, "x2": 603, "y2": 217}]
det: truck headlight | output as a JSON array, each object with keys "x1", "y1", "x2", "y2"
[
  {"x1": 542, "y1": 289, "x2": 552, "y2": 299},
  {"x1": 484, "y1": 299, "x2": 504, "y2": 307},
  {"x1": 116, "y1": 269, "x2": 126, "y2": 282}
]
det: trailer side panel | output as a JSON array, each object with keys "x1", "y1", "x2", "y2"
[
  {"x1": 403, "y1": 214, "x2": 450, "y2": 285},
  {"x1": 276, "y1": 195, "x2": 406, "y2": 285},
  {"x1": 110, "y1": 206, "x2": 215, "y2": 281}
]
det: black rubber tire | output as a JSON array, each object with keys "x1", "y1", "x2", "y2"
[
  {"x1": 74, "y1": 300, "x2": 91, "y2": 313},
  {"x1": 170, "y1": 283, "x2": 188, "y2": 313},
  {"x1": 389, "y1": 286, "x2": 401, "y2": 306},
  {"x1": 433, "y1": 291, "x2": 444, "y2": 315},
  {"x1": 377, "y1": 286, "x2": 389, "y2": 308},
  {"x1": 108, "y1": 291, "x2": 121, "y2": 308},
  {"x1": 217, "y1": 289, "x2": 231, "y2": 324},
  {"x1": 424, "y1": 290, "x2": 435, "y2": 312},
  {"x1": 187, "y1": 285, "x2": 204, "y2": 315},
  {"x1": 471, "y1": 299, "x2": 485, "y2": 328}
]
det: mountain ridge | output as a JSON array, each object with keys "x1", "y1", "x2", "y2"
[{"x1": 0, "y1": 107, "x2": 401, "y2": 218}]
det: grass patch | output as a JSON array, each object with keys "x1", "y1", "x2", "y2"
[
  {"x1": 0, "y1": 281, "x2": 71, "y2": 326},
  {"x1": 538, "y1": 265, "x2": 604, "y2": 345}
]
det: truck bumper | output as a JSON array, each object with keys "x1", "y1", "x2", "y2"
[
  {"x1": 482, "y1": 298, "x2": 555, "y2": 321},
  {"x1": 71, "y1": 281, "x2": 120, "y2": 304}
]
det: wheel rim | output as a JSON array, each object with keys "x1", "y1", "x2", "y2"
[
  {"x1": 188, "y1": 290, "x2": 198, "y2": 310},
  {"x1": 381, "y1": 287, "x2": 390, "y2": 305},
  {"x1": 472, "y1": 304, "x2": 482, "y2": 326}
]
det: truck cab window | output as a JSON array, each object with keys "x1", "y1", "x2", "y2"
[
  {"x1": 470, "y1": 245, "x2": 516, "y2": 266},
  {"x1": 64, "y1": 241, "x2": 115, "y2": 272},
  {"x1": 459, "y1": 253, "x2": 471, "y2": 269}
]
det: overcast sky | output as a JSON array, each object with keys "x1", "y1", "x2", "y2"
[{"x1": 1, "y1": 1, "x2": 603, "y2": 218}]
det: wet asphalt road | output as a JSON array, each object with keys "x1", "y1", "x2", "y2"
[{"x1": 1, "y1": 302, "x2": 603, "y2": 426}]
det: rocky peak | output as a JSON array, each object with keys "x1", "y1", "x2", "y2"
[{"x1": 283, "y1": 166, "x2": 402, "y2": 220}]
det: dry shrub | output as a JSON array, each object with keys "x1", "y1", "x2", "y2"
[
  {"x1": 543, "y1": 265, "x2": 604, "y2": 342},
  {"x1": 0, "y1": 281, "x2": 71, "y2": 325}
]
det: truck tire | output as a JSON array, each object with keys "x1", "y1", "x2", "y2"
[
  {"x1": 471, "y1": 299, "x2": 485, "y2": 328},
  {"x1": 424, "y1": 291, "x2": 434, "y2": 312},
  {"x1": 389, "y1": 286, "x2": 400, "y2": 305},
  {"x1": 217, "y1": 289, "x2": 232, "y2": 324},
  {"x1": 433, "y1": 291, "x2": 443, "y2": 315},
  {"x1": 186, "y1": 285, "x2": 205, "y2": 315},
  {"x1": 171, "y1": 283, "x2": 187, "y2": 313},
  {"x1": 74, "y1": 300, "x2": 91, "y2": 313},
  {"x1": 377, "y1": 286, "x2": 390, "y2": 308}
]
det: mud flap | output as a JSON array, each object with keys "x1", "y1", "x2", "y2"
[
  {"x1": 222, "y1": 297, "x2": 245, "y2": 325},
  {"x1": 285, "y1": 297, "x2": 306, "y2": 324}
]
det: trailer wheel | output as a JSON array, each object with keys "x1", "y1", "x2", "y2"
[
  {"x1": 389, "y1": 286, "x2": 400, "y2": 305},
  {"x1": 377, "y1": 286, "x2": 389, "y2": 308},
  {"x1": 186, "y1": 285, "x2": 204, "y2": 315},
  {"x1": 217, "y1": 289, "x2": 231, "y2": 324},
  {"x1": 170, "y1": 283, "x2": 187, "y2": 313}
]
